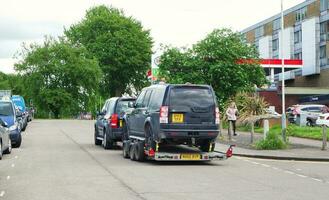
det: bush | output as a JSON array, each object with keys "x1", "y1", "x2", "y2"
[{"x1": 255, "y1": 132, "x2": 287, "y2": 150}]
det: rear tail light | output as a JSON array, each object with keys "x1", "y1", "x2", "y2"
[
  {"x1": 109, "y1": 114, "x2": 118, "y2": 128},
  {"x1": 160, "y1": 106, "x2": 168, "y2": 124},
  {"x1": 215, "y1": 107, "x2": 220, "y2": 124}
]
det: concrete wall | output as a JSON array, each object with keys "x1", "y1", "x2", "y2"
[{"x1": 286, "y1": 68, "x2": 329, "y2": 87}]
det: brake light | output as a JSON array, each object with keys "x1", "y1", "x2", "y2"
[
  {"x1": 109, "y1": 114, "x2": 118, "y2": 128},
  {"x1": 215, "y1": 107, "x2": 220, "y2": 124},
  {"x1": 160, "y1": 106, "x2": 168, "y2": 124}
]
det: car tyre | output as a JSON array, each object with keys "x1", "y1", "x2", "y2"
[
  {"x1": 200, "y1": 141, "x2": 215, "y2": 152},
  {"x1": 103, "y1": 131, "x2": 114, "y2": 149},
  {"x1": 12, "y1": 134, "x2": 22, "y2": 148},
  {"x1": 94, "y1": 127, "x2": 102, "y2": 146},
  {"x1": 3, "y1": 139, "x2": 12, "y2": 154},
  {"x1": 0, "y1": 141, "x2": 3, "y2": 160}
]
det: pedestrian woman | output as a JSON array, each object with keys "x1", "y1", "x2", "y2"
[{"x1": 226, "y1": 102, "x2": 238, "y2": 136}]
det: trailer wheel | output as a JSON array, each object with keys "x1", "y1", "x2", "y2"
[
  {"x1": 129, "y1": 143, "x2": 137, "y2": 161},
  {"x1": 135, "y1": 141, "x2": 145, "y2": 162},
  {"x1": 122, "y1": 141, "x2": 130, "y2": 159}
]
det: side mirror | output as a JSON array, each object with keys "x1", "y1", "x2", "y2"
[
  {"x1": 0, "y1": 119, "x2": 8, "y2": 128},
  {"x1": 128, "y1": 102, "x2": 135, "y2": 108}
]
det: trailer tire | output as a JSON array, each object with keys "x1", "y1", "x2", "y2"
[
  {"x1": 122, "y1": 141, "x2": 130, "y2": 159},
  {"x1": 129, "y1": 143, "x2": 137, "y2": 161},
  {"x1": 135, "y1": 141, "x2": 145, "y2": 162}
]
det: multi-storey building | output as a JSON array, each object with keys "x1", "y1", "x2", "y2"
[{"x1": 242, "y1": 0, "x2": 329, "y2": 108}]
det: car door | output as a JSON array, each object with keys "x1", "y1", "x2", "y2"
[
  {"x1": 129, "y1": 90, "x2": 146, "y2": 135},
  {"x1": 0, "y1": 122, "x2": 9, "y2": 150},
  {"x1": 135, "y1": 90, "x2": 153, "y2": 135}
]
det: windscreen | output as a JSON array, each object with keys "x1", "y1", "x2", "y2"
[
  {"x1": 0, "y1": 102, "x2": 14, "y2": 116},
  {"x1": 169, "y1": 87, "x2": 215, "y2": 108},
  {"x1": 116, "y1": 99, "x2": 135, "y2": 114}
]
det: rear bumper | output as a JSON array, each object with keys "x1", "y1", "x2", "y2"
[{"x1": 158, "y1": 129, "x2": 219, "y2": 142}]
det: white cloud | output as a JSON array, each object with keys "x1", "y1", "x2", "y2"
[{"x1": 0, "y1": 0, "x2": 305, "y2": 73}]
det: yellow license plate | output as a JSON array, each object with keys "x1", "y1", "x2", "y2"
[
  {"x1": 119, "y1": 120, "x2": 123, "y2": 127},
  {"x1": 181, "y1": 154, "x2": 200, "y2": 160},
  {"x1": 172, "y1": 113, "x2": 184, "y2": 123}
]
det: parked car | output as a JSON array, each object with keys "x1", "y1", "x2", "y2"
[
  {"x1": 287, "y1": 104, "x2": 324, "y2": 126},
  {"x1": 94, "y1": 97, "x2": 136, "y2": 149},
  {"x1": 0, "y1": 100, "x2": 22, "y2": 148},
  {"x1": 26, "y1": 107, "x2": 34, "y2": 122},
  {"x1": 123, "y1": 83, "x2": 220, "y2": 153},
  {"x1": 0, "y1": 118, "x2": 12, "y2": 160},
  {"x1": 11, "y1": 95, "x2": 28, "y2": 131},
  {"x1": 316, "y1": 113, "x2": 329, "y2": 127}
]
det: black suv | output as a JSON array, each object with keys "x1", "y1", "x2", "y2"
[
  {"x1": 124, "y1": 83, "x2": 220, "y2": 152},
  {"x1": 94, "y1": 97, "x2": 136, "y2": 149}
]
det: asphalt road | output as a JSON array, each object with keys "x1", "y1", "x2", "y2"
[{"x1": 1, "y1": 120, "x2": 329, "y2": 200}]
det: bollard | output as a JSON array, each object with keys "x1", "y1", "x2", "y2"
[
  {"x1": 228, "y1": 121, "x2": 232, "y2": 141},
  {"x1": 322, "y1": 125, "x2": 327, "y2": 151},
  {"x1": 250, "y1": 122, "x2": 254, "y2": 143},
  {"x1": 263, "y1": 119, "x2": 269, "y2": 139}
]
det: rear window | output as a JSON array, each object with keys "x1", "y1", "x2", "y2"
[
  {"x1": 0, "y1": 102, "x2": 14, "y2": 116},
  {"x1": 169, "y1": 87, "x2": 215, "y2": 107},
  {"x1": 116, "y1": 99, "x2": 135, "y2": 114}
]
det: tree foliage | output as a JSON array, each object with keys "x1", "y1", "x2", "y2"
[
  {"x1": 14, "y1": 37, "x2": 102, "y2": 118},
  {"x1": 158, "y1": 29, "x2": 267, "y2": 108},
  {"x1": 65, "y1": 5, "x2": 153, "y2": 97}
]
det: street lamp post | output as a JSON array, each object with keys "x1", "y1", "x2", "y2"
[{"x1": 281, "y1": 0, "x2": 287, "y2": 142}]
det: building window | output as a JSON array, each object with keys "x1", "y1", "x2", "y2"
[
  {"x1": 294, "y1": 52, "x2": 302, "y2": 60},
  {"x1": 320, "y1": 45, "x2": 326, "y2": 59},
  {"x1": 295, "y1": 7, "x2": 307, "y2": 22},
  {"x1": 294, "y1": 30, "x2": 302, "y2": 44},
  {"x1": 272, "y1": 39, "x2": 279, "y2": 51},
  {"x1": 321, "y1": 0, "x2": 329, "y2": 12},
  {"x1": 320, "y1": 21, "x2": 329, "y2": 42},
  {"x1": 273, "y1": 18, "x2": 281, "y2": 31},
  {"x1": 255, "y1": 26, "x2": 264, "y2": 38}
]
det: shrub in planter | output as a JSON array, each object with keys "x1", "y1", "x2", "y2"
[{"x1": 255, "y1": 132, "x2": 287, "y2": 150}]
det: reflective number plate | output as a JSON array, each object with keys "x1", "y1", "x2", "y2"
[
  {"x1": 172, "y1": 114, "x2": 184, "y2": 123},
  {"x1": 181, "y1": 154, "x2": 200, "y2": 160},
  {"x1": 119, "y1": 120, "x2": 123, "y2": 127}
]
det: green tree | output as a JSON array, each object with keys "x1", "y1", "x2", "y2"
[
  {"x1": 65, "y1": 5, "x2": 153, "y2": 97},
  {"x1": 15, "y1": 37, "x2": 102, "y2": 118},
  {"x1": 158, "y1": 28, "x2": 267, "y2": 108}
]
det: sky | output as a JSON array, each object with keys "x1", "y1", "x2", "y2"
[{"x1": 0, "y1": 0, "x2": 305, "y2": 73}]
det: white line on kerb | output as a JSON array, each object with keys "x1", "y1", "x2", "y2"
[
  {"x1": 11, "y1": 163, "x2": 15, "y2": 168},
  {"x1": 0, "y1": 191, "x2": 5, "y2": 197},
  {"x1": 296, "y1": 174, "x2": 307, "y2": 178},
  {"x1": 311, "y1": 178, "x2": 322, "y2": 182},
  {"x1": 6, "y1": 176, "x2": 10, "y2": 180}
]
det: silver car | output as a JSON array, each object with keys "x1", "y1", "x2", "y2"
[{"x1": 0, "y1": 118, "x2": 12, "y2": 160}]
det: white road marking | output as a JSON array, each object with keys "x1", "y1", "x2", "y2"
[
  {"x1": 0, "y1": 191, "x2": 5, "y2": 197},
  {"x1": 6, "y1": 176, "x2": 10, "y2": 180},
  {"x1": 296, "y1": 174, "x2": 308, "y2": 178},
  {"x1": 296, "y1": 168, "x2": 302, "y2": 171},
  {"x1": 311, "y1": 178, "x2": 322, "y2": 182},
  {"x1": 15, "y1": 156, "x2": 18, "y2": 159},
  {"x1": 250, "y1": 161, "x2": 259, "y2": 165},
  {"x1": 261, "y1": 164, "x2": 270, "y2": 168},
  {"x1": 235, "y1": 157, "x2": 242, "y2": 160},
  {"x1": 272, "y1": 167, "x2": 279, "y2": 170},
  {"x1": 284, "y1": 170, "x2": 295, "y2": 175},
  {"x1": 11, "y1": 163, "x2": 15, "y2": 168}
]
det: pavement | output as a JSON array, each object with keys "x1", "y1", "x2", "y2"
[
  {"x1": 216, "y1": 129, "x2": 329, "y2": 161},
  {"x1": 1, "y1": 120, "x2": 329, "y2": 200}
]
